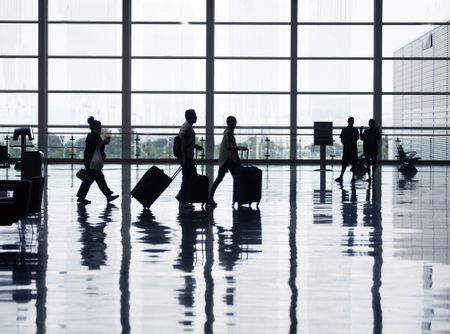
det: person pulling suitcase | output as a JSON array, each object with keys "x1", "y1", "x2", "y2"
[
  {"x1": 209, "y1": 116, "x2": 241, "y2": 207},
  {"x1": 175, "y1": 109, "x2": 204, "y2": 207}
]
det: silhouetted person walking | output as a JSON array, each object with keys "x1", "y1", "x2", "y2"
[
  {"x1": 76, "y1": 116, "x2": 119, "y2": 204},
  {"x1": 209, "y1": 116, "x2": 241, "y2": 207},
  {"x1": 360, "y1": 119, "x2": 381, "y2": 182},
  {"x1": 335, "y1": 117, "x2": 359, "y2": 183},
  {"x1": 176, "y1": 109, "x2": 202, "y2": 206}
]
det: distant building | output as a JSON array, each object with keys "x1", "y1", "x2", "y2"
[{"x1": 394, "y1": 25, "x2": 449, "y2": 160}]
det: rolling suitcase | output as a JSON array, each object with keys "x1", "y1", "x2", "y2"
[
  {"x1": 131, "y1": 166, "x2": 181, "y2": 209},
  {"x1": 232, "y1": 148, "x2": 261, "y2": 207},
  {"x1": 233, "y1": 166, "x2": 262, "y2": 207},
  {"x1": 187, "y1": 174, "x2": 209, "y2": 206}
]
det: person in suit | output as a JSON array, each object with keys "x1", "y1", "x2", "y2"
[
  {"x1": 360, "y1": 119, "x2": 381, "y2": 182},
  {"x1": 335, "y1": 117, "x2": 360, "y2": 183},
  {"x1": 209, "y1": 116, "x2": 241, "y2": 207},
  {"x1": 76, "y1": 116, "x2": 119, "y2": 205}
]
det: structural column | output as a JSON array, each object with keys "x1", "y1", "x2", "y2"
[
  {"x1": 290, "y1": 0, "x2": 298, "y2": 160},
  {"x1": 38, "y1": 0, "x2": 48, "y2": 157},
  {"x1": 373, "y1": 0, "x2": 383, "y2": 134},
  {"x1": 122, "y1": 0, "x2": 132, "y2": 160},
  {"x1": 205, "y1": 0, "x2": 215, "y2": 160}
]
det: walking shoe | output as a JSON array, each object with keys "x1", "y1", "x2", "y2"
[
  {"x1": 77, "y1": 198, "x2": 91, "y2": 205},
  {"x1": 107, "y1": 194, "x2": 119, "y2": 203},
  {"x1": 208, "y1": 198, "x2": 218, "y2": 207}
]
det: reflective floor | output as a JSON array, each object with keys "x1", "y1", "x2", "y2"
[{"x1": 1, "y1": 164, "x2": 450, "y2": 333}]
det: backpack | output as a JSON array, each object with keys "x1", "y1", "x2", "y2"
[{"x1": 173, "y1": 135, "x2": 182, "y2": 158}]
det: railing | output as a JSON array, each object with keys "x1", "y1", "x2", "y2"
[{"x1": 0, "y1": 126, "x2": 449, "y2": 162}]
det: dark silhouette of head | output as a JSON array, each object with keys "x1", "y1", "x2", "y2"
[
  {"x1": 369, "y1": 119, "x2": 376, "y2": 128},
  {"x1": 226, "y1": 116, "x2": 237, "y2": 129},
  {"x1": 347, "y1": 117, "x2": 355, "y2": 126},
  {"x1": 88, "y1": 116, "x2": 101, "y2": 132},
  {"x1": 185, "y1": 109, "x2": 197, "y2": 125}
]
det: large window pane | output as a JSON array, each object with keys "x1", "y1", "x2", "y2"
[
  {"x1": 0, "y1": 59, "x2": 37, "y2": 90},
  {"x1": 298, "y1": 95, "x2": 372, "y2": 126},
  {"x1": 132, "y1": 94, "x2": 205, "y2": 126},
  {"x1": 49, "y1": 0, "x2": 122, "y2": 21},
  {"x1": 298, "y1": 60, "x2": 373, "y2": 91},
  {"x1": 299, "y1": 0, "x2": 373, "y2": 22},
  {"x1": 215, "y1": 94, "x2": 289, "y2": 127},
  {"x1": 0, "y1": 24, "x2": 38, "y2": 55},
  {"x1": 385, "y1": 60, "x2": 450, "y2": 92},
  {"x1": 215, "y1": 25, "x2": 290, "y2": 57},
  {"x1": 132, "y1": 60, "x2": 205, "y2": 91},
  {"x1": 0, "y1": 0, "x2": 38, "y2": 21},
  {"x1": 132, "y1": 24, "x2": 205, "y2": 56},
  {"x1": 383, "y1": 0, "x2": 450, "y2": 22},
  {"x1": 49, "y1": 24, "x2": 122, "y2": 56},
  {"x1": 49, "y1": 93, "x2": 122, "y2": 125},
  {"x1": 390, "y1": 94, "x2": 448, "y2": 127},
  {"x1": 216, "y1": 0, "x2": 290, "y2": 22},
  {"x1": 0, "y1": 93, "x2": 37, "y2": 125},
  {"x1": 215, "y1": 60, "x2": 290, "y2": 92},
  {"x1": 382, "y1": 25, "x2": 445, "y2": 57},
  {"x1": 298, "y1": 25, "x2": 373, "y2": 57},
  {"x1": 132, "y1": 0, "x2": 205, "y2": 22},
  {"x1": 49, "y1": 59, "x2": 121, "y2": 90}
]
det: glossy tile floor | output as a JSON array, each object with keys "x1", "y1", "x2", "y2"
[{"x1": 1, "y1": 164, "x2": 450, "y2": 333}]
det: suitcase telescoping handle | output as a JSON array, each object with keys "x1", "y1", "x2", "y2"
[
  {"x1": 171, "y1": 166, "x2": 182, "y2": 180},
  {"x1": 237, "y1": 146, "x2": 249, "y2": 164}
]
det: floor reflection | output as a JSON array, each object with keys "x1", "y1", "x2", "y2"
[
  {"x1": 77, "y1": 204, "x2": 117, "y2": 270},
  {"x1": 0, "y1": 165, "x2": 450, "y2": 333}
]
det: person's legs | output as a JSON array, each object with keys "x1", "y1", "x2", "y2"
[
  {"x1": 371, "y1": 153, "x2": 378, "y2": 180},
  {"x1": 365, "y1": 156, "x2": 372, "y2": 181},
  {"x1": 178, "y1": 158, "x2": 196, "y2": 203},
  {"x1": 92, "y1": 170, "x2": 117, "y2": 200},
  {"x1": 335, "y1": 163, "x2": 347, "y2": 182},
  {"x1": 210, "y1": 163, "x2": 229, "y2": 200},
  {"x1": 76, "y1": 169, "x2": 95, "y2": 202}
]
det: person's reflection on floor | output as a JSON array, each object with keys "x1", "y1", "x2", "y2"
[
  {"x1": 173, "y1": 209, "x2": 209, "y2": 330},
  {"x1": 340, "y1": 182, "x2": 358, "y2": 255},
  {"x1": 77, "y1": 203, "x2": 116, "y2": 270},
  {"x1": 133, "y1": 209, "x2": 171, "y2": 262},
  {"x1": 216, "y1": 207, "x2": 262, "y2": 310},
  {"x1": 363, "y1": 181, "x2": 383, "y2": 334}
]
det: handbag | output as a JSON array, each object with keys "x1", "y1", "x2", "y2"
[
  {"x1": 76, "y1": 168, "x2": 86, "y2": 180},
  {"x1": 89, "y1": 146, "x2": 104, "y2": 170}
]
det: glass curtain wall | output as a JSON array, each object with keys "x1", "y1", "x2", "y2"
[
  {"x1": 0, "y1": 1, "x2": 39, "y2": 157},
  {"x1": 215, "y1": 0, "x2": 291, "y2": 159},
  {"x1": 0, "y1": 0, "x2": 449, "y2": 161},
  {"x1": 297, "y1": 0, "x2": 374, "y2": 159},
  {"x1": 47, "y1": 0, "x2": 122, "y2": 158},
  {"x1": 382, "y1": 0, "x2": 450, "y2": 160},
  {"x1": 131, "y1": 0, "x2": 206, "y2": 159}
]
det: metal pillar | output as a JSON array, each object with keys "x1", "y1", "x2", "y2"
[
  {"x1": 122, "y1": 0, "x2": 132, "y2": 160},
  {"x1": 205, "y1": 0, "x2": 215, "y2": 160},
  {"x1": 290, "y1": 0, "x2": 298, "y2": 160},
  {"x1": 38, "y1": 0, "x2": 48, "y2": 157},
  {"x1": 374, "y1": 0, "x2": 383, "y2": 155}
]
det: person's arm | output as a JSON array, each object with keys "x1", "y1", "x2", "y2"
[{"x1": 376, "y1": 128, "x2": 381, "y2": 140}]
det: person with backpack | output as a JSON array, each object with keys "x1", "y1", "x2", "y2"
[
  {"x1": 208, "y1": 116, "x2": 241, "y2": 207},
  {"x1": 76, "y1": 116, "x2": 119, "y2": 204},
  {"x1": 175, "y1": 109, "x2": 202, "y2": 205},
  {"x1": 360, "y1": 119, "x2": 381, "y2": 182}
]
